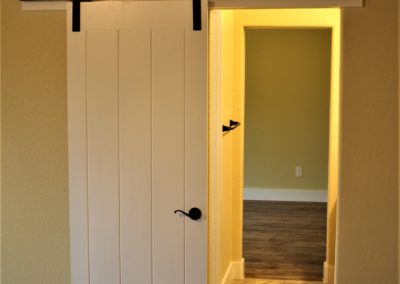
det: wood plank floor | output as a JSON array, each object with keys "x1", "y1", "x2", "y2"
[{"x1": 243, "y1": 201, "x2": 327, "y2": 281}]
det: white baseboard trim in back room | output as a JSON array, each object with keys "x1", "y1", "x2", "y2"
[
  {"x1": 244, "y1": 188, "x2": 327, "y2": 203},
  {"x1": 221, "y1": 258, "x2": 245, "y2": 284}
]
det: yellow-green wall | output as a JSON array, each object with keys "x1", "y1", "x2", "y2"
[
  {"x1": 336, "y1": 0, "x2": 398, "y2": 282},
  {"x1": 1, "y1": 1, "x2": 70, "y2": 283},
  {"x1": 244, "y1": 29, "x2": 331, "y2": 190}
]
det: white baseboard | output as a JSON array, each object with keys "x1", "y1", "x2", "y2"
[
  {"x1": 323, "y1": 261, "x2": 335, "y2": 284},
  {"x1": 221, "y1": 258, "x2": 245, "y2": 284},
  {"x1": 244, "y1": 188, "x2": 327, "y2": 202}
]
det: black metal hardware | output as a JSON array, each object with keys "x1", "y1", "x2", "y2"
[
  {"x1": 193, "y1": 0, "x2": 202, "y2": 31},
  {"x1": 72, "y1": 0, "x2": 81, "y2": 32},
  {"x1": 72, "y1": 0, "x2": 91, "y2": 32},
  {"x1": 174, "y1": 207, "x2": 202, "y2": 220},
  {"x1": 222, "y1": 120, "x2": 241, "y2": 133},
  {"x1": 222, "y1": 125, "x2": 231, "y2": 132}
]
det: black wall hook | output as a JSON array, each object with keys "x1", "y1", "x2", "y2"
[{"x1": 222, "y1": 120, "x2": 241, "y2": 133}]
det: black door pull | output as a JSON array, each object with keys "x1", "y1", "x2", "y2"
[
  {"x1": 222, "y1": 120, "x2": 241, "y2": 133},
  {"x1": 174, "y1": 207, "x2": 202, "y2": 220}
]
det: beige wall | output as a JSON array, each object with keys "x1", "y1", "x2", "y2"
[
  {"x1": 244, "y1": 29, "x2": 331, "y2": 191},
  {"x1": 336, "y1": 0, "x2": 398, "y2": 283},
  {"x1": 1, "y1": 1, "x2": 70, "y2": 283}
]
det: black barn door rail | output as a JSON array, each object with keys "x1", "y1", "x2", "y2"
[{"x1": 68, "y1": 0, "x2": 202, "y2": 32}]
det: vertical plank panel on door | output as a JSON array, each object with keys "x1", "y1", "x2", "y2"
[
  {"x1": 86, "y1": 30, "x2": 120, "y2": 284},
  {"x1": 67, "y1": 17, "x2": 90, "y2": 284},
  {"x1": 119, "y1": 30, "x2": 152, "y2": 284},
  {"x1": 184, "y1": 0, "x2": 208, "y2": 281},
  {"x1": 152, "y1": 30, "x2": 185, "y2": 284}
]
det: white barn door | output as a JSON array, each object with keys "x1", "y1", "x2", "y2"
[{"x1": 67, "y1": 1, "x2": 207, "y2": 284}]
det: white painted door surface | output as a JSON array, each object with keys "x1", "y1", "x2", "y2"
[{"x1": 67, "y1": 2, "x2": 207, "y2": 284}]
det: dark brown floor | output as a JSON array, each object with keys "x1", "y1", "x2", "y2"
[{"x1": 243, "y1": 200, "x2": 327, "y2": 281}]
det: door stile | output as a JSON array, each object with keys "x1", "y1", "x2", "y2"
[
  {"x1": 67, "y1": 25, "x2": 90, "y2": 284},
  {"x1": 184, "y1": 0, "x2": 208, "y2": 283}
]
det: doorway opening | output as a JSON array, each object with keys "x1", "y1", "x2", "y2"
[
  {"x1": 209, "y1": 8, "x2": 341, "y2": 284},
  {"x1": 243, "y1": 28, "x2": 331, "y2": 281}
]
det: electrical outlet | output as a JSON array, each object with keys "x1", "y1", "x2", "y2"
[{"x1": 296, "y1": 166, "x2": 303, "y2": 177}]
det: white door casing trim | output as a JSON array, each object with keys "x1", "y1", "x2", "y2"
[
  {"x1": 209, "y1": 0, "x2": 363, "y2": 9},
  {"x1": 209, "y1": 8, "x2": 342, "y2": 284}
]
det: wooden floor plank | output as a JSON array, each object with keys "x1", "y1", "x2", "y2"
[{"x1": 243, "y1": 201, "x2": 327, "y2": 281}]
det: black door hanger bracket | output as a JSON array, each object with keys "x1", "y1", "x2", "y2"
[
  {"x1": 72, "y1": 0, "x2": 82, "y2": 32},
  {"x1": 72, "y1": 0, "x2": 202, "y2": 32},
  {"x1": 72, "y1": 0, "x2": 94, "y2": 32},
  {"x1": 192, "y1": 0, "x2": 202, "y2": 31}
]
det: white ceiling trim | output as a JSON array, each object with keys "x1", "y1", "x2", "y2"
[
  {"x1": 21, "y1": 0, "x2": 363, "y2": 12},
  {"x1": 209, "y1": 0, "x2": 363, "y2": 9}
]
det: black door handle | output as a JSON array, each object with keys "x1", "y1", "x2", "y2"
[
  {"x1": 174, "y1": 207, "x2": 202, "y2": 220},
  {"x1": 222, "y1": 120, "x2": 241, "y2": 133}
]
